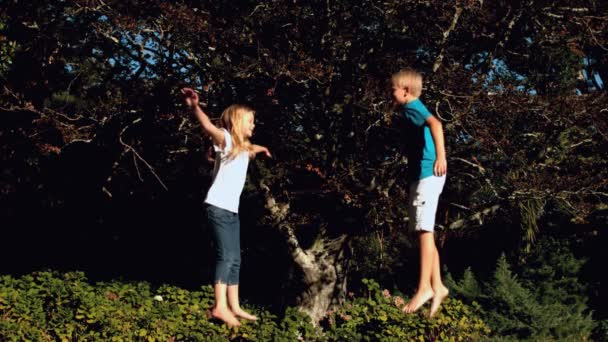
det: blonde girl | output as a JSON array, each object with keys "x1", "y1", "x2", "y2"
[{"x1": 181, "y1": 87, "x2": 271, "y2": 327}]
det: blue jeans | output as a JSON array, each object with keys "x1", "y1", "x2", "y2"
[{"x1": 206, "y1": 204, "x2": 241, "y2": 285}]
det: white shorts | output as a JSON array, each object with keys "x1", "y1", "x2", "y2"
[{"x1": 408, "y1": 175, "x2": 446, "y2": 232}]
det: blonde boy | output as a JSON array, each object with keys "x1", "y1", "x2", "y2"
[{"x1": 391, "y1": 69, "x2": 448, "y2": 317}]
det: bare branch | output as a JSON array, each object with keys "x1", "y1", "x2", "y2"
[
  {"x1": 449, "y1": 202, "x2": 471, "y2": 211},
  {"x1": 102, "y1": 186, "x2": 112, "y2": 198},
  {"x1": 433, "y1": 6, "x2": 463, "y2": 72},
  {"x1": 584, "y1": 19, "x2": 608, "y2": 51},
  {"x1": 259, "y1": 181, "x2": 316, "y2": 276},
  {"x1": 442, "y1": 204, "x2": 501, "y2": 230},
  {"x1": 247, "y1": 4, "x2": 267, "y2": 17},
  {"x1": 132, "y1": 152, "x2": 143, "y2": 182},
  {"x1": 103, "y1": 119, "x2": 168, "y2": 195},
  {"x1": 118, "y1": 121, "x2": 169, "y2": 191},
  {"x1": 452, "y1": 157, "x2": 486, "y2": 173},
  {"x1": 497, "y1": 8, "x2": 523, "y2": 49}
]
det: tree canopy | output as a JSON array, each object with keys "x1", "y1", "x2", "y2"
[{"x1": 1, "y1": 0, "x2": 606, "y2": 332}]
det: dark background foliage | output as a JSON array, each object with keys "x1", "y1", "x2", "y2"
[{"x1": 1, "y1": 0, "x2": 606, "y2": 338}]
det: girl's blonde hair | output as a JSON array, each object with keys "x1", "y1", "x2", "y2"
[
  {"x1": 392, "y1": 69, "x2": 423, "y2": 98},
  {"x1": 219, "y1": 104, "x2": 255, "y2": 160}
]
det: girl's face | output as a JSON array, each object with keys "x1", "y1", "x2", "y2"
[{"x1": 241, "y1": 111, "x2": 255, "y2": 138}]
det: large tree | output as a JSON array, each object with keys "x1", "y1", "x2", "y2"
[{"x1": 1, "y1": 0, "x2": 606, "y2": 323}]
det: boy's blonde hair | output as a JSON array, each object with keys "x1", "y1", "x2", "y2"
[
  {"x1": 219, "y1": 104, "x2": 255, "y2": 160},
  {"x1": 392, "y1": 69, "x2": 423, "y2": 98}
]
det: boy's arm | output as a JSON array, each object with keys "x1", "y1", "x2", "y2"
[
  {"x1": 426, "y1": 115, "x2": 447, "y2": 176},
  {"x1": 252, "y1": 144, "x2": 272, "y2": 158},
  {"x1": 180, "y1": 87, "x2": 225, "y2": 148}
]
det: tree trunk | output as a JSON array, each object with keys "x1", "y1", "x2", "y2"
[
  {"x1": 293, "y1": 233, "x2": 348, "y2": 324},
  {"x1": 261, "y1": 183, "x2": 349, "y2": 324}
]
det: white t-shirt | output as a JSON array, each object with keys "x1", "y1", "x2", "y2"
[{"x1": 204, "y1": 129, "x2": 250, "y2": 213}]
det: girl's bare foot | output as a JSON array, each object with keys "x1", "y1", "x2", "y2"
[
  {"x1": 429, "y1": 286, "x2": 449, "y2": 318},
  {"x1": 211, "y1": 307, "x2": 241, "y2": 327},
  {"x1": 403, "y1": 287, "x2": 434, "y2": 313},
  {"x1": 231, "y1": 308, "x2": 258, "y2": 321}
]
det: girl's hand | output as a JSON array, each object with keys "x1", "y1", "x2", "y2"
[
  {"x1": 206, "y1": 146, "x2": 215, "y2": 164},
  {"x1": 180, "y1": 87, "x2": 224, "y2": 147},
  {"x1": 253, "y1": 145, "x2": 272, "y2": 158},
  {"x1": 433, "y1": 158, "x2": 447, "y2": 177},
  {"x1": 261, "y1": 147, "x2": 272, "y2": 158},
  {"x1": 180, "y1": 87, "x2": 199, "y2": 109}
]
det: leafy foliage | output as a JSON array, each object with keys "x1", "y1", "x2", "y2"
[
  {"x1": 320, "y1": 278, "x2": 490, "y2": 341},
  {"x1": 445, "y1": 239, "x2": 596, "y2": 340},
  {"x1": 0, "y1": 272, "x2": 489, "y2": 341},
  {"x1": 0, "y1": 271, "x2": 319, "y2": 341},
  {"x1": 1, "y1": 0, "x2": 605, "y2": 239},
  {"x1": 0, "y1": 0, "x2": 606, "y2": 335}
]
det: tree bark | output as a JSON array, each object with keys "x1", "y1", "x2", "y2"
[
  {"x1": 260, "y1": 182, "x2": 349, "y2": 324},
  {"x1": 294, "y1": 233, "x2": 348, "y2": 324}
]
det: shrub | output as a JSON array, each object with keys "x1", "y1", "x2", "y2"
[
  {"x1": 445, "y1": 240, "x2": 596, "y2": 341},
  {"x1": 320, "y1": 278, "x2": 490, "y2": 341},
  {"x1": 0, "y1": 271, "x2": 318, "y2": 341},
  {"x1": 0, "y1": 271, "x2": 489, "y2": 341}
]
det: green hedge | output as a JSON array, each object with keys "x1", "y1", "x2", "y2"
[
  {"x1": 321, "y1": 278, "x2": 490, "y2": 341},
  {"x1": 0, "y1": 272, "x2": 489, "y2": 341}
]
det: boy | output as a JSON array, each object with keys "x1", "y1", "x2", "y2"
[{"x1": 391, "y1": 69, "x2": 448, "y2": 318}]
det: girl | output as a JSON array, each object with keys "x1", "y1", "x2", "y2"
[{"x1": 181, "y1": 87, "x2": 271, "y2": 327}]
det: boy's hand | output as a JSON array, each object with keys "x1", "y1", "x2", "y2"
[
  {"x1": 180, "y1": 87, "x2": 199, "y2": 109},
  {"x1": 434, "y1": 158, "x2": 447, "y2": 177}
]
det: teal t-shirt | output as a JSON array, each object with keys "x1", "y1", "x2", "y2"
[{"x1": 402, "y1": 98, "x2": 436, "y2": 181}]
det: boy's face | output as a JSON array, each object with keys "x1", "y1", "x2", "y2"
[
  {"x1": 241, "y1": 111, "x2": 255, "y2": 138},
  {"x1": 391, "y1": 83, "x2": 408, "y2": 105}
]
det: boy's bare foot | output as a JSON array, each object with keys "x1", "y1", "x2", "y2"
[
  {"x1": 403, "y1": 288, "x2": 434, "y2": 314},
  {"x1": 211, "y1": 307, "x2": 241, "y2": 327},
  {"x1": 429, "y1": 286, "x2": 449, "y2": 318},
  {"x1": 231, "y1": 308, "x2": 258, "y2": 321}
]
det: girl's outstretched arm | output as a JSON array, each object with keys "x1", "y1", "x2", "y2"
[
  {"x1": 181, "y1": 87, "x2": 225, "y2": 147},
  {"x1": 252, "y1": 144, "x2": 272, "y2": 158}
]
